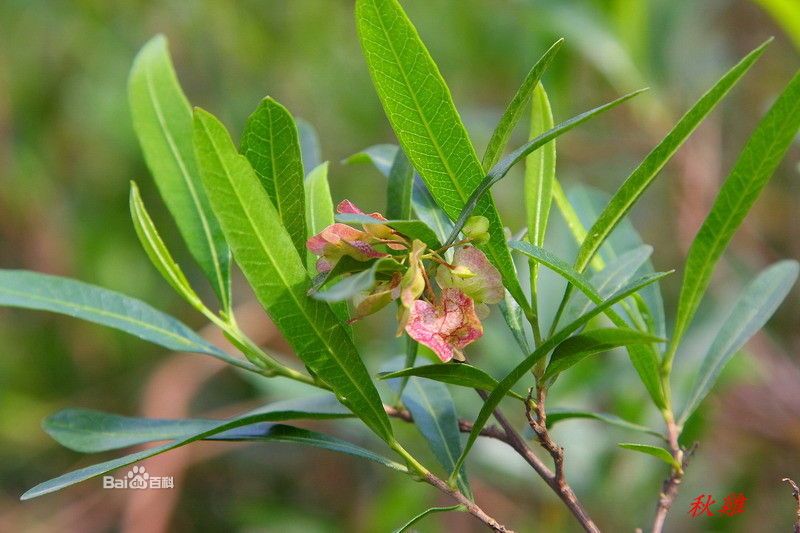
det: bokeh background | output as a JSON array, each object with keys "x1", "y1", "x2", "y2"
[{"x1": 1, "y1": 0, "x2": 799, "y2": 531}]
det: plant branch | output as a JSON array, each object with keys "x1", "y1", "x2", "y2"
[
  {"x1": 783, "y1": 477, "x2": 800, "y2": 533},
  {"x1": 650, "y1": 413, "x2": 696, "y2": 533},
  {"x1": 388, "y1": 420, "x2": 514, "y2": 532},
  {"x1": 423, "y1": 472, "x2": 515, "y2": 532},
  {"x1": 524, "y1": 387, "x2": 601, "y2": 533},
  {"x1": 384, "y1": 404, "x2": 507, "y2": 440}
]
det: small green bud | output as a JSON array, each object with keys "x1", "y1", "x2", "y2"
[{"x1": 462, "y1": 215, "x2": 490, "y2": 244}]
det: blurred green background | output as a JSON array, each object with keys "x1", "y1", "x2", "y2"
[{"x1": 1, "y1": 0, "x2": 798, "y2": 531}]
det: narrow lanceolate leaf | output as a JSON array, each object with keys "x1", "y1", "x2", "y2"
[
  {"x1": 451, "y1": 272, "x2": 669, "y2": 480},
  {"x1": 297, "y1": 118, "x2": 322, "y2": 173},
  {"x1": 304, "y1": 162, "x2": 351, "y2": 327},
  {"x1": 482, "y1": 39, "x2": 564, "y2": 170},
  {"x1": 546, "y1": 408, "x2": 662, "y2": 438},
  {"x1": 305, "y1": 162, "x2": 335, "y2": 270},
  {"x1": 564, "y1": 245, "x2": 652, "y2": 324},
  {"x1": 565, "y1": 185, "x2": 666, "y2": 338},
  {"x1": 552, "y1": 180, "x2": 604, "y2": 272},
  {"x1": 379, "y1": 364, "x2": 526, "y2": 401},
  {"x1": 618, "y1": 443, "x2": 681, "y2": 471},
  {"x1": 129, "y1": 181, "x2": 202, "y2": 307},
  {"x1": 355, "y1": 0, "x2": 529, "y2": 314},
  {"x1": 525, "y1": 83, "x2": 557, "y2": 250},
  {"x1": 192, "y1": 108, "x2": 394, "y2": 443},
  {"x1": 412, "y1": 177, "x2": 453, "y2": 245},
  {"x1": 128, "y1": 35, "x2": 231, "y2": 311},
  {"x1": 509, "y1": 241, "x2": 665, "y2": 405},
  {"x1": 543, "y1": 327, "x2": 665, "y2": 382},
  {"x1": 678, "y1": 261, "x2": 799, "y2": 424},
  {"x1": 44, "y1": 396, "x2": 352, "y2": 453},
  {"x1": 393, "y1": 505, "x2": 464, "y2": 533},
  {"x1": 241, "y1": 97, "x2": 307, "y2": 258},
  {"x1": 444, "y1": 89, "x2": 646, "y2": 247},
  {"x1": 573, "y1": 40, "x2": 770, "y2": 273},
  {"x1": 402, "y1": 377, "x2": 471, "y2": 497},
  {"x1": 668, "y1": 68, "x2": 800, "y2": 364},
  {"x1": 499, "y1": 291, "x2": 531, "y2": 355},
  {"x1": 24, "y1": 420, "x2": 405, "y2": 500},
  {"x1": 386, "y1": 149, "x2": 414, "y2": 220},
  {"x1": 526, "y1": 83, "x2": 557, "y2": 318},
  {"x1": 0, "y1": 270, "x2": 254, "y2": 370}
]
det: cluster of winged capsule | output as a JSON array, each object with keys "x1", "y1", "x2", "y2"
[{"x1": 307, "y1": 200, "x2": 503, "y2": 362}]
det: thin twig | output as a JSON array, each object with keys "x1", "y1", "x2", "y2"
[
  {"x1": 523, "y1": 388, "x2": 601, "y2": 533},
  {"x1": 783, "y1": 478, "x2": 800, "y2": 533},
  {"x1": 650, "y1": 414, "x2": 696, "y2": 533},
  {"x1": 423, "y1": 472, "x2": 515, "y2": 532},
  {"x1": 384, "y1": 405, "x2": 507, "y2": 440},
  {"x1": 388, "y1": 389, "x2": 599, "y2": 532}
]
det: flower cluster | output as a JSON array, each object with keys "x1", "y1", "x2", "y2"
[{"x1": 307, "y1": 200, "x2": 503, "y2": 362}]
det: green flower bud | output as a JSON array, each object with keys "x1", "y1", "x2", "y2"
[{"x1": 462, "y1": 215, "x2": 490, "y2": 245}]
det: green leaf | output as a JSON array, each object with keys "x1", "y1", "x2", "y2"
[
  {"x1": 667, "y1": 68, "x2": 800, "y2": 366},
  {"x1": 563, "y1": 245, "x2": 652, "y2": 325},
  {"x1": 305, "y1": 162, "x2": 335, "y2": 269},
  {"x1": 565, "y1": 185, "x2": 666, "y2": 338},
  {"x1": 311, "y1": 258, "x2": 402, "y2": 302},
  {"x1": 482, "y1": 39, "x2": 564, "y2": 170},
  {"x1": 379, "y1": 364, "x2": 526, "y2": 401},
  {"x1": 386, "y1": 149, "x2": 414, "y2": 220},
  {"x1": 525, "y1": 83, "x2": 557, "y2": 331},
  {"x1": 393, "y1": 505, "x2": 464, "y2": 533},
  {"x1": 241, "y1": 97, "x2": 307, "y2": 259},
  {"x1": 618, "y1": 443, "x2": 681, "y2": 471},
  {"x1": 129, "y1": 181, "x2": 203, "y2": 308},
  {"x1": 304, "y1": 162, "x2": 351, "y2": 327},
  {"x1": 509, "y1": 241, "x2": 665, "y2": 405},
  {"x1": 573, "y1": 40, "x2": 770, "y2": 274},
  {"x1": 344, "y1": 143, "x2": 398, "y2": 176},
  {"x1": 192, "y1": 107, "x2": 394, "y2": 443},
  {"x1": 525, "y1": 83, "x2": 557, "y2": 251},
  {"x1": 543, "y1": 327, "x2": 665, "y2": 382},
  {"x1": 355, "y1": 0, "x2": 529, "y2": 314},
  {"x1": 24, "y1": 420, "x2": 405, "y2": 500},
  {"x1": 0, "y1": 270, "x2": 254, "y2": 370},
  {"x1": 451, "y1": 271, "x2": 670, "y2": 480},
  {"x1": 412, "y1": 178, "x2": 454, "y2": 245},
  {"x1": 44, "y1": 396, "x2": 352, "y2": 453},
  {"x1": 546, "y1": 408, "x2": 662, "y2": 438},
  {"x1": 395, "y1": 336, "x2": 419, "y2": 400},
  {"x1": 335, "y1": 213, "x2": 441, "y2": 250},
  {"x1": 401, "y1": 376, "x2": 471, "y2": 497},
  {"x1": 552, "y1": 180, "x2": 604, "y2": 272},
  {"x1": 297, "y1": 118, "x2": 322, "y2": 173},
  {"x1": 128, "y1": 35, "x2": 231, "y2": 311},
  {"x1": 444, "y1": 88, "x2": 646, "y2": 247},
  {"x1": 499, "y1": 291, "x2": 531, "y2": 354},
  {"x1": 678, "y1": 260, "x2": 799, "y2": 424}
]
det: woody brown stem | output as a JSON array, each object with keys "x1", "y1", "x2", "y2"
[
  {"x1": 423, "y1": 472, "x2": 515, "y2": 532},
  {"x1": 384, "y1": 404, "x2": 507, "y2": 440},
  {"x1": 522, "y1": 388, "x2": 601, "y2": 533},
  {"x1": 651, "y1": 415, "x2": 696, "y2": 533},
  {"x1": 783, "y1": 478, "x2": 800, "y2": 533}
]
